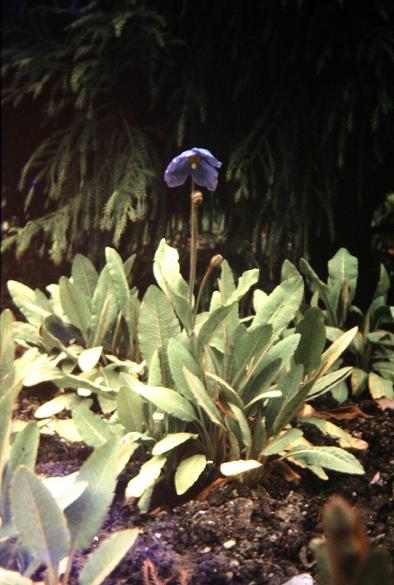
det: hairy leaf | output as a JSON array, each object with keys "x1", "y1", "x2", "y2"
[{"x1": 175, "y1": 454, "x2": 207, "y2": 495}]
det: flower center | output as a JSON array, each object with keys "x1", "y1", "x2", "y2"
[{"x1": 188, "y1": 154, "x2": 200, "y2": 169}]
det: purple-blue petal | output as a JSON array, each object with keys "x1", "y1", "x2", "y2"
[
  {"x1": 164, "y1": 155, "x2": 191, "y2": 187},
  {"x1": 191, "y1": 158, "x2": 219, "y2": 191},
  {"x1": 191, "y1": 147, "x2": 222, "y2": 169}
]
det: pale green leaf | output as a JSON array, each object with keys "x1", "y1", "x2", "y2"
[
  {"x1": 35, "y1": 393, "x2": 82, "y2": 418},
  {"x1": 72, "y1": 404, "x2": 114, "y2": 447},
  {"x1": 88, "y1": 268, "x2": 118, "y2": 346},
  {"x1": 369, "y1": 372, "x2": 393, "y2": 399},
  {"x1": 117, "y1": 386, "x2": 145, "y2": 432},
  {"x1": 252, "y1": 275, "x2": 303, "y2": 333},
  {"x1": 261, "y1": 428, "x2": 303, "y2": 456},
  {"x1": 175, "y1": 454, "x2": 207, "y2": 495},
  {"x1": 79, "y1": 528, "x2": 139, "y2": 585},
  {"x1": 7, "y1": 281, "x2": 52, "y2": 326},
  {"x1": 228, "y1": 403, "x2": 252, "y2": 448},
  {"x1": 59, "y1": 276, "x2": 90, "y2": 340},
  {"x1": 288, "y1": 446, "x2": 364, "y2": 474},
  {"x1": 225, "y1": 268, "x2": 259, "y2": 305},
  {"x1": 125, "y1": 455, "x2": 167, "y2": 498},
  {"x1": 317, "y1": 327, "x2": 358, "y2": 377},
  {"x1": 66, "y1": 437, "x2": 121, "y2": 549},
  {"x1": 131, "y1": 381, "x2": 196, "y2": 422},
  {"x1": 182, "y1": 367, "x2": 224, "y2": 427},
  {"x1": 71, "y1": 254, "x2": 98, "y2": 300},
  {"x1": 43, "y1": 473, "x2": 88, "y2": 510},
  {"x1": 52, "y1": 419, "x2": 83, "y2": 442},
  {"x1": 328, "y1": 247, "x2": 358, "y2": 307},
  {"x1": 167, "y1": 337, "x2": 202, "y2": 401},
  {"x1": 197, "y1": 304, "x2": 235, "y2": 354},
  {"x1": 0, "y1": 309, "x2": 15, "y2": 378},
  {"x1": 297, "y1": 417, "x2": 368, "y2": 450},
  {"x1": 220, "y1": 459, "x2": 262, "y2": 476},
  {"x1": 294, "y1": 308, "x2": 326, "y2": 374},
  {"x1": 105, "y1": 247, "x2": 130, "y2": 312},
  {"x1": 138, "y1": 285, "x2": 180, "y2": 367},
  {"x1": 152, "y1": 432, "x2": 198, "y2": 456},
  {"x1": 78, "y1": 346, "x2": 103, "y2": 372},
  {"x1": 308, "y1": 367, "x2": 353, "y2": 399},
  {"x1": 11, "y1": 466, "x2": 70, "y2": 578}
]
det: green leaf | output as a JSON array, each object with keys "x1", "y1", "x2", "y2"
[
  {"x1": 175, "y1": 454, "x2": 207, "y2": 495},
  {"x1": 228, "y1": 403, "x2": 252, "y2": 448},
  {"x1": 79, "y1": 528, "x2": 139, "y2": 585},
  {"x1": 220, "y1": 459, "x2": 262, "y2": 476},
  {"x1": 117, "y1": 386, "x2": 145, "y2": 433},
  {"x1": 52, "y1": 419, "x2": 83, "y2": 442},
  {"x1": 225, "y1": 268, "x2": 259, "y2": 305},
  {"x1": 297, "y1": 417, "x2": 367, "y2": 450},
  {"x1": 138, "y1": 285, "x2": 181, "y2": 367},
  {"x1": 167, "y1": 337, "x2": 203, "y2": 401},
  {"x1": 252, "y1": 275, "x2": 303, "y2": 333},
  {"x1": 308, "y1": 367, "x2": 353, "y2": 399},
  {"x1": 152, "y1": 433, "x2": 198, "y2": 456},
  {"x1": 66, "y1": 437, "x2": 121, "y2": 549},
  {"x1": 374, "y1": 263, "x2": 391, "y2": 299},
  {"x1": 105, "y1": 247, "x2": 130, "y2": 312},
  {"x1": 131, "y1": 381, "x2": 196, "y2": 422},
  {"x1": 2, "y1": 422, "x2": 39, "y2": 523},
  {"x1": 0, "y1": 569, "x2": 33, "y2": 585},
  {"x1": 317, "y1": 327, "x2": 358, "y2": 377},
  {"x1": 153, "y1": 239, "x2": 192, "y2": 332},
  {"x1": 230, "y1": 323, "x2": 272, "y2": 387},
  {"x1": 299, "y1": 258, "x2": 331, "y2": 306},
  {"x1": 288, "y1": 446, "x2": 364, "y2": 474},
  {"x1": 43, "y1": 473, "x2": 88, "y2": 510},
  {"x1": 71, "y1": 254, "x2": 98, "y2": 300},
  {"x1": 88, "y1": 267, "x2": 118, "y2": 346},
  {"x1": 182, "y1": 366, "x2": 224, "y2": 427},
  {"x1": 125, "y1": 455, "x2": 167, "y2": 498},
  {"x1": 294, "y1": 308, "x2": 326, "y2": 374},
  {"x1": 59, "y1": 276, "x2": 90, "y2": 340},
  {"x1": 350, "y1": 368, "x2": 368, "y2": 396},
  {"x1": 7, "y1": 281, "x2": 52, "y2": 326},
  {"x1": 328, "y1": 247, "x2": 358, "y2": 308},
  {"x1": 10, "y1": 466, "x2": 70, "y2": 583},
  {"x1": 72, "y1": 404, "x2": 115, "y2": 447},
  {"x1": 269, "y1": 364, "x2": 305, "y2": 435},
  {"x1": 197, "y1": 304, "x2": 235, "y2": 355},
  {"x1": 368, "y1": 372, "x2": 393, "y2": 399},
  {"x1": 0, "y1": 309, "x2": 15, "y2": 378},
  {"x1": 261, "y1": 428, "x2": 303, "y2": 456},
  {"x1": 78, "y1": 346, "x2": 103, "y2": 372}
]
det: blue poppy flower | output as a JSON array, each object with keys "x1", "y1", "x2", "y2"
[{"x1": 164, "y1": 147, "x2": 222, "y2": 191}]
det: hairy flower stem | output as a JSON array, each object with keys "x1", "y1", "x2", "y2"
[
  {"x1": 189, "y1": 181, "x2": 202, "y2": 306},
  {"x1": 193, "y1": 265, "x2": 213, "y2": 326}
]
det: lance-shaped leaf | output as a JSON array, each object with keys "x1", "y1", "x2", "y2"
[
  {"x1": 287, "y1": 446, "x2": 364, "y2": 475},
  {"x1": 261, "y1": 428, "x2": 303, "y2": 456},
  {"x1": 72, "y1": 404, "x2": 115, "y2": 447},
  {"x1": 175, "y1": 454, "x2": 207, "y2": 495},
  {"x1": 105, "y1": 247, "x2": 130, "y2": 312},
  {"x1": 220, "y1": 459, "x2": 262, "y2": 476},
  {"x1": 88, "y1": 267, "x2": 118, "y2": 346},
  {"x1": 7, "y1": 281, "x2": 52, "y2": 326},
  {"x1": 117, "y1": 385, "x2": 145, "y2": 433},
  {"x1": 66, "y1": 437, "x2": 121, "y2": 549},
  {"x1": 153, "y1": 239, "x2": 192, "y2": 332},
  {"x1": 2, "y1": 422, "x2": 39, "y2": 523},
  {"x1": 182, "y1": 366, "x2": 224, "y2": 427},
  {"x1": 138, "y1": 285, "x2": 180, "y2": 367},
  {"x1": 131, "y1": 381, "x2": 196, "y2": 422},
  {"x1": 308, "y1": 367, "x2": 353, "y2": 399},
  {"x1": 78, "y1": 347, "x2": 103, "y2": 372},
  {"x1": 265, "y1": 364, "x2": 305, "y2": 435},
  {"x1": 167, "y1": 337, "x2": 203, "y2": 401},
  {"x1": 228, "y1": 403, "x2": 252, "y2": 448},
  {"x1": 294, "y1": 308, "x2": 326, "y2": 374},
  {"x1": 225, "y1": 268, "x2": 259, "y2": 305},
  {"x1": 327, "y1": 247, "x2": 358, "y2": 310},
  {"x1": 317, "y1": 327, "x2": 358, "y2": 378},
  {"x1": 126, "y1": 455, "x2": 167, "y2": 498},
  {"x1": 297, "y1": 417, "x2": 368, "y2": 450},
  {"x1": 59, "y1": 276, "x2": 90, "y2": 341},
  {"x1": 43, "y1": 473, "x2": 88, "y2": 510},
  {"x1": 1, "y1": 309, "x2": 15, "y2": 378},
  {"x1": 71, "y1": 254, "x2": 98, "y2": 300},
  {"x1": 152, "y1": 432, "x2": 198, "y2": 456},
  {"x1": 197, "y1": 304, "x2": 235, "y2": 355},
  {"x1": 79, "y1": 528, "x2": 139, "y2": 585},
  {"x1": 10, "y1": 466, "x2": 70, "y2": 584},
  {"x1": 252, "y1": 275, "x2": 303, "y2": 333},
  {"x1": 230, "y1": 323, "x2": 273, "y2": 387}
]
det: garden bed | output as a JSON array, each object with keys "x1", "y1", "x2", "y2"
[{"x1": 28, "y1": 399, "x2": 393, "y2": 585}]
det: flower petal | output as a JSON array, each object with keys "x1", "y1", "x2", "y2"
[
  {"x1": 164, "y1": 155, "x2": 191, "y2": 187},
  {"x1": 192, "y1": 158, "x2": 219, "y2": 191},
  {"x1": 192, "y1": 148, "x2": 222, "y2": 169}
]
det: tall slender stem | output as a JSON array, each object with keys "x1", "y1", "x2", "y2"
[{"x1": 189, "y1": 180, "x2": 200, "y2": 305}]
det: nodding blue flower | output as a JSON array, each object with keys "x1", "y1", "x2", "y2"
[{"x1": 164, "y1": 147, "x2": 222, "y2": 191}]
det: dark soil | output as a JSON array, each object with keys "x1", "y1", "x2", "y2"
[{"x1": 13, "y1": 396, "x2": 394, "y2": 584}]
